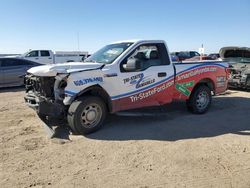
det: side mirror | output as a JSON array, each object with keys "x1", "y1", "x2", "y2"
[{"x1": 123, "y1": 58, "x2": 142, "y2": 71}]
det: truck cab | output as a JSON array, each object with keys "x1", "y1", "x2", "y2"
[
  {"x1": 94, "y1": 40, "x2": 175, "y2": 111},
  {"x1": 19, "y1": 50, "x2": 89, "y2": 64},
  {"x1": 23, "y1": 50, "x2": 53, "y2": 64},
  {"x1": 24, "y1": 40, "x2": 228, "y2": 135}
]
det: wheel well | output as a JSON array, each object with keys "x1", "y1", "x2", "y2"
[
  {"x1": 193, "y1": 78, "x2": 215, "y2": 93},
  {"x1": 75, "y1": 85, "x2": 112, "y2": 112}
]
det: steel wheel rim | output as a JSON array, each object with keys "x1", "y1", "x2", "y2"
[
  {"x1": 81, "y1": 103, "x2": 102, "y2": 128},
  {"x1": 196, "y1": 90, "x2": 209, "y2": 110}
]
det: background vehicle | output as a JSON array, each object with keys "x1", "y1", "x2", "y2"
[
  {"x1": 220, "y1": 46, "x2": 250, "y2": 90},
  {"x1": 170, "y1": 54, "x2": 179, "y2": 62},
  {"x1": 15, "y1": 50, "x2": 89, "y2": 65},
  {"x1": 185, "y1": 56, "x2": 213, "y2": 61},
  {"x1": 171, "y1": 51, "x2": 200, "y2": 61},
  {"x1": 0, "y1": 53, "x2": 20, "y2": 57},
  {"x1": 24, "y1": 40, "x2": 228, "y2": 136},
  {"x1": 0, "y1": 58, "x2": 41, "y2": 88},
  {"x1": 208, "y1": 53, "x2": 220, "y2": 60}
]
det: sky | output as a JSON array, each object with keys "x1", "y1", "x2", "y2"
[{"x1": 0, "y1": 0, "x2": 249, "y2": 54}]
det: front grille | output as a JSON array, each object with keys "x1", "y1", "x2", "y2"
[{"x1": 25, "y1": 74, "x2": 55, "y2": 99}]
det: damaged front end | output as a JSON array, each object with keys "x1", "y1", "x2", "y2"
[
  {"x1": 24, "y1": 73, "x2": 69, "y2": 124},
  {"x1": 220, "y1": 46, "x2": 250, "y2": 90},
  {"x1": 23, "y1": 62, "x2": 105, "y2": 137},
  {"x1": 228, "y1": 65, "x2": 250, "y2": 89}
]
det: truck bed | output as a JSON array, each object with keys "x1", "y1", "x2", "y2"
[{"x1": 173, "y1": 61, "x2": 228, "y2": 98}]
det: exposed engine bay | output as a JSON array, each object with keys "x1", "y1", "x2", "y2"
[
  {"x1": 24, "y1": 74, "x2": 68, "y2": 119},
  {"x1": 228, "y1": 63, "x2": 250, "y2": 89}
]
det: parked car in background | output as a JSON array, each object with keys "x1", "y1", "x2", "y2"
[
  {"x1": 12, "y1": 50, "x2": 89, "y2": 65},
  {"x1": 170, "y1": 54, "x2": 179, "y2": 62},
  {"x1": 208, "y1": 53, "x2": 220, "y2": 60},
  {"x1": 184, "y1": 56, "x2": 213, "y2": 61},
  {"x1": 0, "y1": 58, "x2": 41, "y2": 88},
  {"x1": 220, "y1": 46, "x2": 250, "y2": 90},
  {"x1": 171, "y1": 51, "x2": 200, "y2": 61}
]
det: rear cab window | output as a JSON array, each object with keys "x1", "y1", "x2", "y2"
[
  {"x1": 0, "y1": 59, "x2": 37, "y2": 67},
  {"x1": 195, "y1": 52, "x2": 200, "y2": 56}
]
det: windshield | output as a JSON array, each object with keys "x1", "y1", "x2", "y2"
[{"x1": 84, "y1": 43, "x2": 133, "y2": 64}]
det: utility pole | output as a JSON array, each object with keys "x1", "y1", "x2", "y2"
[{"x1": 77, "y1": 32, "x2": 80, "y2": 51}]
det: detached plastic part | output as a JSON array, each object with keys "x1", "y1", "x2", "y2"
[{"x1": 42, "y1": 123, "x2": 55, "y2": 138}]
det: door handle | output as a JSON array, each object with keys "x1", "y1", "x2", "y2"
[
  {"x1": 48, "y1": 57, "x2": 52, "y2": 59},
  {"x1": 158, "y1": 72, "x2": 167, "y2": 77},
  {"x1": 35, "y1": 58, "x2": 39, "y2": 60}
]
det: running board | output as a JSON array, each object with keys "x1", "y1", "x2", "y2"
[{"x1": 115, "y1": 111, "x2": 167, "y2": 117}]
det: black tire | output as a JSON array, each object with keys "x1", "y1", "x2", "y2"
[
  {"x1": 67, "y1": 96, "x2": 107, "y2": 135},
  {"x1": 186, "y1": 85, "x2": 212, "y2": 114}
]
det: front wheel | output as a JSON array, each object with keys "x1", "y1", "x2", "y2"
[
  {"x1": 67, "y1": 96, "x2": 107, "y2": 135},
  {"x1": 186, "y1": 85, "x2": 212, "y2": 114}
]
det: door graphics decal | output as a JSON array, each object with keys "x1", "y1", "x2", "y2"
[{"x1": 123, "y1": 73, "x2": 155, "y2": 89}]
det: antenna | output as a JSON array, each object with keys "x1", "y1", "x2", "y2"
[{"x1": 77, "y1": 32, "x2": 80, "y2": 51}]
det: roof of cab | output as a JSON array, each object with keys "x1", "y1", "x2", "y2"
[{"x1": 110, "y1": 39, "x2": 165, "y2": 44}]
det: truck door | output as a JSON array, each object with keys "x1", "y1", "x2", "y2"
[
  {"x1": 24, "y1": 50, "x2": 39, "y2": 63},
  {"x1": 0, "y1": 59, "x2": 4, "y2": 86},
  {"x1": 39, "y1": 50, "x2": 53, "y2": 64},
  {"x1": 112, "y1": 43, "x2": 175, "y2": 111}
]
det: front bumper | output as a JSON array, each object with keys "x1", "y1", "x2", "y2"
[{"x1": 24, "y1": 92, "x2": 65, "y2": 117}]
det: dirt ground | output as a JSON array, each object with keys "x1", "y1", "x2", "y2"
[{"x1": 0, "y1": 88, "x2": 250, "y2": 188}]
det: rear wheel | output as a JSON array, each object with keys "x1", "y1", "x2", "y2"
[
  {"x1": 186, "y1": 85, "x2": 212, "y2": 114},
  {"x1": 67, "y1": 96, "x2": 107, "y2": 135}
]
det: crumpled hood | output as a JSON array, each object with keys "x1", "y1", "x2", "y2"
[{"x1": 27, "y1": 62, "x2": 104, "y2": 76}]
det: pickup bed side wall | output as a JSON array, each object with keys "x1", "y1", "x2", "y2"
[{"x1": 173, "y1": 62, "x2": 228, "y2": 100}]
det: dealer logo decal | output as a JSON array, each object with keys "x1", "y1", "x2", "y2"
[
  {"x1": 175, "y1": 81, "x2": 194, "y2": 96},
  {"x1": 123, "y1": 73, "x2": 155, "y2": 89}
]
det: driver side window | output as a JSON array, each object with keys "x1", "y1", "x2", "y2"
[{"x1": 121, "y1": 44, "x2": 165, "y2": 72}]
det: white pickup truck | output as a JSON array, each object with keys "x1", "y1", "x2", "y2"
[
  {"x1": 24, "y1": 40, "x2": 229, "y2": 136},
  {"x1": 16, "y1": 50, "x2": 89, "y2": 64}
]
